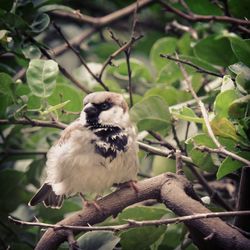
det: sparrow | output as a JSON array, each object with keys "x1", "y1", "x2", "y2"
[{"x1": 28, "y1": 91, "x2": 139, "y2": 209}]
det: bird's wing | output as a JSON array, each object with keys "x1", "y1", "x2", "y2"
[{"x1": 56, "y1": 119, "x2": 84, "y2": 146}]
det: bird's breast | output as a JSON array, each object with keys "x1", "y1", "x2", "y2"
[{"x1": 87, "y1": 125, "x2": 128, "y2": 161}]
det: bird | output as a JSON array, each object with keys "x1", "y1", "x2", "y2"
[{"x1": 28, "y1": 91, "x2": 139, "y2": 209}]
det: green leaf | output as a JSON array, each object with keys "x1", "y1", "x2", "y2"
[
  {"x1": 48, "y1": 83, "x2": 84, "y2": 122},
  {"x1": 230, "y1": 38, "x2": 250, "y2": 67},
  {"x1": 0, "y1": 72, "x2": 15, "y2": 101},
  {"x1": 26, "y1": 59, "x2": 59, "y2": 98},
  {"x1": 145, "y1": 87, "x2": 179, "y2": 106},
  {"x1": 214, "y1": 89, "x2": 239, "y2": 118},
  {"x1": 186, "y1": 134, "x2": 217, "y2": 172},
  {"x1": 229, "y1": 62, "x2": 250, "y2": 93},
  {"x1": 0, "y1": 12, "x2": 29, "y2": 30},
  {"x1": 217, "y1": 152, "x2": 250, "y2": 179},
  {"x1": 152, "y1": 156, "x2": 176, "y2": 175},
  {"x1": 221, "y1": 75, "x2": 235, "y2": 92},
  {"x1": 119, "y1": 206, "x2": 168, "y2": 250},
  {"x1": 26, "y1": 158, "x2": 46, "y2": 187},
  {"x1": 229, "y1": 62, "x2": 250, "y2": 75},
  {"x1": 185, "y1": 0, "x2": 222, "y2": 15},
  {"x1": 31, "y1": 13, "x2": 50, "y2": 33},
  {"x1": 0, "y1": 169, "x2": 28, "y2": 213},
  {"x1": 38, "y1": 4, "x2": 74, "y2": 13},
  {"x1": 77, "y1": 231, "x2": 120, "y2": 250},
  {"x1": 194, "y1": 35, "x2": 237, "y2": 67},
  {"x1": 118, "y1": 206, "x2": 168, "y2": 222},
  {"x1": 0, "y1": 93, "x2": 11, "y2": 118},
  {"x1": 150, "y1": 37, "x2": 177, "y2": 71},
  {"x1": 228, "y1": 95, "x2": 250, "y2": 119},
  {"x1": 228, "y1": 0, "x2": 250, "y2": 19},
  {"x1": 109, "y1": 58, "x2": 152, "y2": 83},
  {"x1": 21, "y1": 42, "x2": 41, "y2": 59},
  {"x1": 177, "y1": 33, "x2": 192, "y2": 55},
  {"x1": 40, "y1": 100, "x2": 70, "y2": 115},
  {"x1": 172, "y1": 107, "x2": 204, "y2": 124},
  {"x1": 157, "y1": 224, "x2": 183, "y2": 249},
  {"x1": 156, "y1": 61, "x2": 182, "y2": 85},
  {"x1": 130, "y1": 96, "x2": 171, "y2": 132},
  {"x1": 180, "y1": 55, "x2": 218, "y2": 72},
  {"x1": 211, "y1": 116, "x2": 239, "y2": 142}
]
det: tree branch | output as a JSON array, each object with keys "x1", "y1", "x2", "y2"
[
  {"x1": 0, "y1": 118, "x2": 66, "y2": 129},
  {"x1": 50, "y1": 0, "x2": 154, "y2": 27},
  {"x1": 9, "y1": 210, "x2": 250, "y2": 232},
  {"x1": 160, "y1": 54, "x2": 223, "y2": 78},
  {"x1": 52, "y1": 0, "x2": 154, "y2": 57},
  {"x1": 15, "y1": 173, "x2": 250, "y2": 249},
  {"x1": 53, "y1": 22, "x2": 109, "y2": 91},
  {"x1": 159, "y1": 0, "x2": 250, "y2": 26}
]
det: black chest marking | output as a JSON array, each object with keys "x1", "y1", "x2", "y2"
[{"x1": 87, "y1": 124, "x2": 128, "y2": 160}]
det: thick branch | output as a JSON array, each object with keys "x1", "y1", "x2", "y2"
[
  {"x1": 235, "y1": 167, "x2": 250, "y2": 231},
  {"x1": 161, "y1": 174, "x2": 250, "y2": 249},
  {"x1": 35, "y1": 174, "x2": 166, "y2": 249},
  {"x1": 32, "y1": 173, "x2": 250, "y2": 249}
]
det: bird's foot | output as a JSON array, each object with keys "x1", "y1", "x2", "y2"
[
  {"x1": 114, "y1": 180, "x2": 139, "y2": 193},
  {"x1": 79, "y1": 193, "x2": 103, "y2": 213},
  {"x1": 128, "y1": 180, "x2": 139, "y2": 193},
  {"x1": 85, "y1": 200, "x2": 102, "y2": 213}
]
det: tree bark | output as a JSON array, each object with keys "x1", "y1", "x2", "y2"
[{"x1": 35, "y1": 173, "x2": 250, "y2": 250}]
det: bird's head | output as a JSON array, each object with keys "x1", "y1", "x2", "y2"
[{"x1": 80, "y1": 92, "x2": 130, "y2": 128}]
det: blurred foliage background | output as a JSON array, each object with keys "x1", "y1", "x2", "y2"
[{"x1": 0, "y1": 0, "x2": 250, "y2": 249}]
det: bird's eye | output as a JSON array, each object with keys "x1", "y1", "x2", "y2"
[{"x1": 100, "y1": 102, "x2": 111, "y2": 110}]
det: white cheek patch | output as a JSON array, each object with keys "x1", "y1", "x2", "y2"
[{"x1": 99, "y1": 106, "x2": 128, "y2": 127}]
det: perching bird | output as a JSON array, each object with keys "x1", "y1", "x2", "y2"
[{"x1": 28, "y1": 91, "x2": 139, "y2": 209}]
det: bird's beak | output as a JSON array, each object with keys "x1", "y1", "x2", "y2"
[{"x1": 84, "y1": 104, "x2": 98, "y2": 117}]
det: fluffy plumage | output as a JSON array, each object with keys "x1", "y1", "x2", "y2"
[{"x1": 29, "y1": 92, "x2": 139, "y2": 209}]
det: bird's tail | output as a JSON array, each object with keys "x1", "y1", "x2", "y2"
[{"x1": 28, "y1": 183, "x2": 64, "y2": 209}]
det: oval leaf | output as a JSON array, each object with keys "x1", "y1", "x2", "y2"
[
  {"x1": 77, "y1": 231, "x2": 120, "y2": 250},
  {"x1": 130, "y1": 96, "x2": 171, "y2": 133},
  {"x1": 150, "y1": 37, "x2": 177, "y2": 71},
  {"x1": 31, "y1": 13, "x2": 50, "y2": 33},
  {"x1": 26, "y1": 59, "x2": 59, "y2": 98},
  {"x1": 194, "y1": 35, "x2": 237, "y2": 67},
  {"x1": 230, "y1": 37, "x2": 250, "y2": 67}
]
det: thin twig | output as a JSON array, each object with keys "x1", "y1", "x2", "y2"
[
  {"x1": 98, "y1": 33, "x2": 143, "y2": 80},
  {"x1": 176, "y1": 149, "x2": 184, "y2": 175},
  {"x1": 160, "y1": 54, "x2": 223, "y2": 78},
  {"x1": 53, "y1": 22, "x2": 109, "y2": 91},
  {"x1": 51, "y1": 0, "x2": 154, "y2": 27},
  {"x1": 147, "y1": 130, "x2": 176, "y2": 150},
  {"x1": 8, "y1": 210, "x2": 250, "y2": 232},
  {"x1": 167, "y1": 20, "x2": 198, "y2": 40},
  {"x1": 26, "y1": 35, "x2": 91, "y2": 94},
  {"x1": 171, "y1": 122, "x2": 185, "y2": 152},
  {"x1": 53, "y1": 0, "x2": 153, "y2": 56},
  {"x1": 138, "y1": 141, "x2": 192, "y2": 164},
  {"x1": 125, "y1": 1, "x2": 139, "y2": 107},
  {"x1": 0, "y1": 118, "x2": 66, "y2": 129}
]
